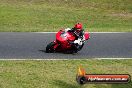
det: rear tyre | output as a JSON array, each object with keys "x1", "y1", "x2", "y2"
[
  {"x1": 46, "y1": 42, "x2": 55, "y2": 53},
  {"x1": 77, "y1": 43, "x2": 84, "y2": 51},
  {"x1": 73, "y1": 43, "x2": 84, "y2": 52},
  {"x1": 63, "y1": 44, "x2": 78, "y2": 54}
]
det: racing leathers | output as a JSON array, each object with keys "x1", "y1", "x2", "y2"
[{"x1": 64, "y1": 28, "x2": 85, "y2": 46}]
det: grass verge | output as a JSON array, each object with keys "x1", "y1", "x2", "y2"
[
  {"x1": 0, "y1": 59, "x2": 132, "y2": 88},
  {"x1": 0, "y1": 0, "x2": 132, "y2": 32}
]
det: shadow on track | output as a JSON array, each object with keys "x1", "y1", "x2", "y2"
[{"x1": 38, "y1": 49, "x2": 78, "y2": 55}]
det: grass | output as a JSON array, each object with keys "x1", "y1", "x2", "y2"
[
  {"x1": 0, "y1": 59, "x2": 132, "y2": 88},
  {"x1": 0, "y1": 0, "x2": 132, "y2": 32}
]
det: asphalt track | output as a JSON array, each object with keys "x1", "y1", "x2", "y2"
[{"x1": 0, "y1": 32, "x2": 132, "y2": 59}]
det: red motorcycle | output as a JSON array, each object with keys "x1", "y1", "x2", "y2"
[{"x1": 46, "y1": 29, "x2": 90, "y2": 53}]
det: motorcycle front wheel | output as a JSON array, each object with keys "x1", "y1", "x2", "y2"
[{"x1": 46, "y1": 42, "x2": 55, "y2": 53}]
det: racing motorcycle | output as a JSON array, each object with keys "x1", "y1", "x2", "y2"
[{"x1": 46, "y1": 29, "x2": 90, "y2": 53}]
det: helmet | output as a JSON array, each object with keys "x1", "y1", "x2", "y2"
[{"x1": 74, "y1": 23, "x2": 83, "y2": 32}]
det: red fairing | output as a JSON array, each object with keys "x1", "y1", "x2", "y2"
[{"x1": 55, "y1": 30, "x2": 76, "y2": 51}]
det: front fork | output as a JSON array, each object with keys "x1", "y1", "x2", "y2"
[{"x1": 53, "y1": 40, "x2": 60, "y2": 50}]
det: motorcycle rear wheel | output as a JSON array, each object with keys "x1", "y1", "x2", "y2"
[
  {"x1": 77, "y1": 43, "x2": 84, "y2": 51},
  {"x1": 46, "y1": 42, "x2": 55, "y2": 53}
]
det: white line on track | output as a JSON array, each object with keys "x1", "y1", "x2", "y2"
[
  {"x1": 32, "y1": 32, "x2": 128, "y2": 34},
  {"x1": 0, "y1": 58, "x2": 131, "y2": 60}
]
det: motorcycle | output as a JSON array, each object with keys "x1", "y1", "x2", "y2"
[{"x1": 46, "y1": 29, "x2": 90, "y2": 54}]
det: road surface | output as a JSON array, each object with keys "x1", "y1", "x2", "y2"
[{"x1": 0, "y1": 32, "x2": 132, "y2": 59}]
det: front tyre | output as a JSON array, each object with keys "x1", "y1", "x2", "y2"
[{"x1": 46, "y1": 42, "x2": 55, "y2": 53}]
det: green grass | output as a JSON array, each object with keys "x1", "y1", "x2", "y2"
[
  {"x1": 0, "y1": 59, "x2": 132, "y2": 88},
  {"x1": 0, "y1": 0, "x2": 132, "y2": 32}
]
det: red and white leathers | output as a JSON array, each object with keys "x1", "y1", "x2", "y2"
[{"x1": 64, "y1": 28, "x2": 85, "y2": 45}]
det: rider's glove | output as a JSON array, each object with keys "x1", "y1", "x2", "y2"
[{"x1": 65, "y1": 28, "x2": 71, "y2": 32}]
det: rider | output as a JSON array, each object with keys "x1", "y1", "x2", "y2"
[{"x1": 65, "y1": 23, "x2": 85, "y2": 45}]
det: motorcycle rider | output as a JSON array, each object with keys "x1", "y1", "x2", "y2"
[
  {"x1": 46, "y1": 23, "x2": 89, "y2": 53},
  {"x1": 65, "y1": 23, "x2": 85, "y2": 45}
]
